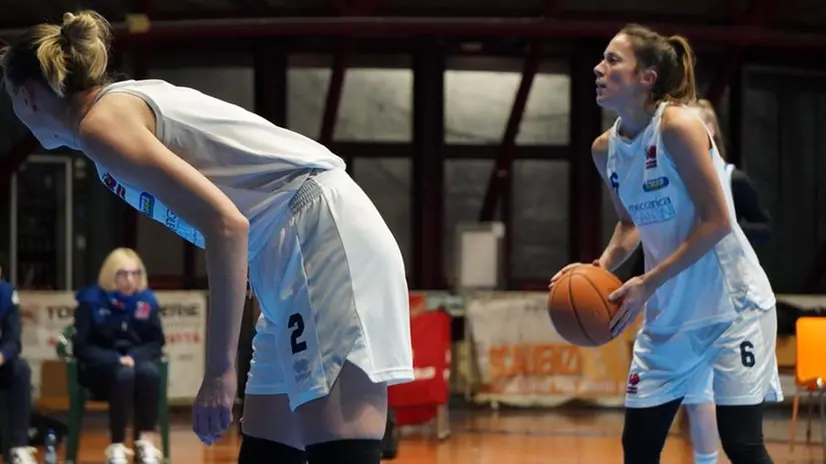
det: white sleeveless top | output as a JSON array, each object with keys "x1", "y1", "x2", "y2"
[
  {"x1": 606, "y1": 103, "x2": 775, "y2": 334},
  {"x1": 91, "y1": 79, "x2": 346, "y2": 258},
  {"x1": 725, "y1": 162, "x2": 736, "y2": 185}
]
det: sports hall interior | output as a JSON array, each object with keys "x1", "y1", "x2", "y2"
[{"x1": 1, "y1": 0, "x2": 826, "y2": 462}]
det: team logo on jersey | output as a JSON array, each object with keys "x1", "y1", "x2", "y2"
[
  {"x1": 102, "y1": 172, "x2": 126, "y2": 199},
  {"x1": 645, "y1": 145, "x2": 657, "y2": 169},
  {"x1": 627, "y1": 372, "x2": 640, "y2": 394},
  {"x1": 293, "y1": 358, "x2": 311, "y2": 384},
  {"x1": 164, "y1": 210, "x2": 178, "y2": 229},
  {"x1": 642, "y1": 176, "x2": 669, "y2": 192},
  {"x1": 139, "y1": 192, "x2": 155, "y2": 217},
  {"x1": 627, "y1": 196, "x2": 676, "y2": 226},
  {"x1": 609, "y1": 172, "x2": 620, "y2": 195}
]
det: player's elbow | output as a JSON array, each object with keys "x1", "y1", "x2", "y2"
[
  {"x1": 223, "y1": 214, "x2": 250, "y2": 238},
  {"x1": 707, "y1": 214, "x2": 732, "y2": 240},
  {"x1": 205, "y1": 213, "x2": 249, "y2": 241},
  {"x1": 618, "y1": 218, "x2": 636, "y2": 230}
]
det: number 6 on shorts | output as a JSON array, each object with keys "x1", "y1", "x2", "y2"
[{"x1": 739, "y1": 340, "x2": 755, "y2": 368}]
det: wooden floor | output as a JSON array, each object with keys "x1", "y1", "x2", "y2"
[{"x1": 41, "y1": 408, "x2": 825, "y2": 463}]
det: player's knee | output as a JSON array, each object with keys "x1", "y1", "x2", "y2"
[
  {"x1": 685, "y1": 402, "x2": 714, "y2": 416},
  {"x1": 717, "y1": 404, "x2": 773, "y2": 464},
  {"x1": 621, "y1": 411, "x2": 663, "y2": 463},
  {"x1": 306, "y1": 439, "x2": 382, "y2": 464},
  {"x1": 238, "y1": 434, "x2": 305, "y2": 464},
  {"x1": 719, "y1": 436, "x2": 772, "y2": 464},
  {"x1": 685, "y1": 402, "x2": 718, "y2": 450}
]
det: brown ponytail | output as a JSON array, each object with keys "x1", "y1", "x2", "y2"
[
  {"x1": 619, "y1": 24, "x2": 698, "y2": 105},
  {"x1": 1, "y1": 10, "x2": 112, "y2": 98},
  {"x1": 666, "y1": 35, "x2": 697, "y2": 103}
]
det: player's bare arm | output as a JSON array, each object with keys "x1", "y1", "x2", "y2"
[
  {"x1": 591, "y1": 130, "x2": 641, "y2": 272},
  {"x1": 78, "y1": 93, "x2": 249, "y2": 378},
  {"x1": 642, "y1": 106, "x2": 732, "y2": 290}
]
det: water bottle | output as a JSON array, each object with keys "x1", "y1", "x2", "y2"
[{"x1": 44, "y1": 428, "x2": 58, "y2": 464}]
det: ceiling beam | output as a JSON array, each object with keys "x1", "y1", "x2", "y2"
[{"x1": 1, "y1": 17, "x2": 825, "y2": 48}]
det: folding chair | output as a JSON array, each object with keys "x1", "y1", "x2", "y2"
[
  {"x1": 789, "y1": 317, "x2": 826, "y2": 453},
  {"x1": 56, "y1": 325, "x2": 171, "y2": 464}
]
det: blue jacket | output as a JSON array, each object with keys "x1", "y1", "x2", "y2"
[
  {"x1": 0, "y1": 279, "x2": 22, "y2": 363},
  {"x1": 72, "y1": 285, "x2": 165, "y2": 368}
]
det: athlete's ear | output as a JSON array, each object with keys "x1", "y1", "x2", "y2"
[{"x1": 639, "y1": 68, "x2": 658, "y2": 90}]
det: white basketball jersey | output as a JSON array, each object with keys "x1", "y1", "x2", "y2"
[
  {"x1": 606, "y1": 102, "x2": 775, "y2": 334},
  {"x1": 91, "y1": 79, "x2": 346, "y2": 257},
  {"x1": 724, "y1": 162, "x2": 736, "y2": 185}
]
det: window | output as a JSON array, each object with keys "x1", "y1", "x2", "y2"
[
  {"x1": 287, "y1": 56, "x2": 413, "y2": 142},
  {"x1": 510, "y1": 160, "x2": 569, "y2": 279},
  {"x1": 444, "y1": 61, "x2": 570, "y2": 145}
]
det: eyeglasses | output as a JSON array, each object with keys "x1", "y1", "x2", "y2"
[{"x1": 115, "y1": 269, "x2": 143, "y2": 279}]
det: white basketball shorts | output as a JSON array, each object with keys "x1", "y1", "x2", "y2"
[
  {"x1": 625, "y1": 306, "x2": 783, "y2": 408},
  {"x1": 244, "y1": 168, "x2": 414, "y2": 411}
]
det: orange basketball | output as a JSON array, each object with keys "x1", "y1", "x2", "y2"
[{"x1": 548, "y1": 264, "x2": 623, "y2": 347}]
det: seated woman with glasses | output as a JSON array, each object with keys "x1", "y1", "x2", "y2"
[{"x1": 72, "y1": 248, "x2": 165, "y2": 464}]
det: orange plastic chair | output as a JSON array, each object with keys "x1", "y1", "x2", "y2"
[{"x1": 789, "y1": 317, "x2": 826, "y2": 452}]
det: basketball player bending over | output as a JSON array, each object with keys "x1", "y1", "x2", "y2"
[
  {"x1": 2, "y1": 11, "x2": 413, "y2": 464},
  {"x1": 551, "y1": 24, "x2": 780, "y2": 464}
]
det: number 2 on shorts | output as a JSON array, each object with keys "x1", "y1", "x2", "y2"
[{"x1": 288, "y1": 313, "x2": 308, "y2": 355}]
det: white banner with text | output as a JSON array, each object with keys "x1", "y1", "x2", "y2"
[{"x1": 465, "y1": 292, "x2": 638, "y2": 407}]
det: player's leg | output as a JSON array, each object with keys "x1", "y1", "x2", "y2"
[
  {"x1": 683, "y1": 368, "x2": 720, "y2": 464},
  {"x1": 622, "y1": 333, "x2": 686, "y2": 464},
  {"x1": 711, "y1": 307, "x2": 781, "y2": 464},
  {"x1": 239, "y1": 394, "x2": 307, "y2": 464},
  {"x1": 296, "y1": 362, "x2": 388, "y2": 463},
  {"x1": 623, "y1": 398, "x2": 684, "y2": 464},
  {"x1": 240, "y1": 344, "x2": 388, "y2": 464},
  {"x1": 289, "y1": 169, "x2": 412, "y2": 464},
  {"x1": 622, "y1": 322, "x2": 729, "y2": 464},
  {"x1": 716, "y1": 403, "x2": 771, "y2": 464},
  {"x1": 238, "y1": 318, "x2": 306, "y2": 464},
  {"x1": 684, "y1": 402, "x2": 719, "y2": 464}
]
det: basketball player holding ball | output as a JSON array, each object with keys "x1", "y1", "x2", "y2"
[
  {"x1": 677, "y1": 100, "x2": 776, "y2": 463},
  {"x1": 2, "y1": 11, "x2": 413, "y2": 464},
  {"x1": 550, "y1": 24, "x2": 780, "y2": 463}
]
